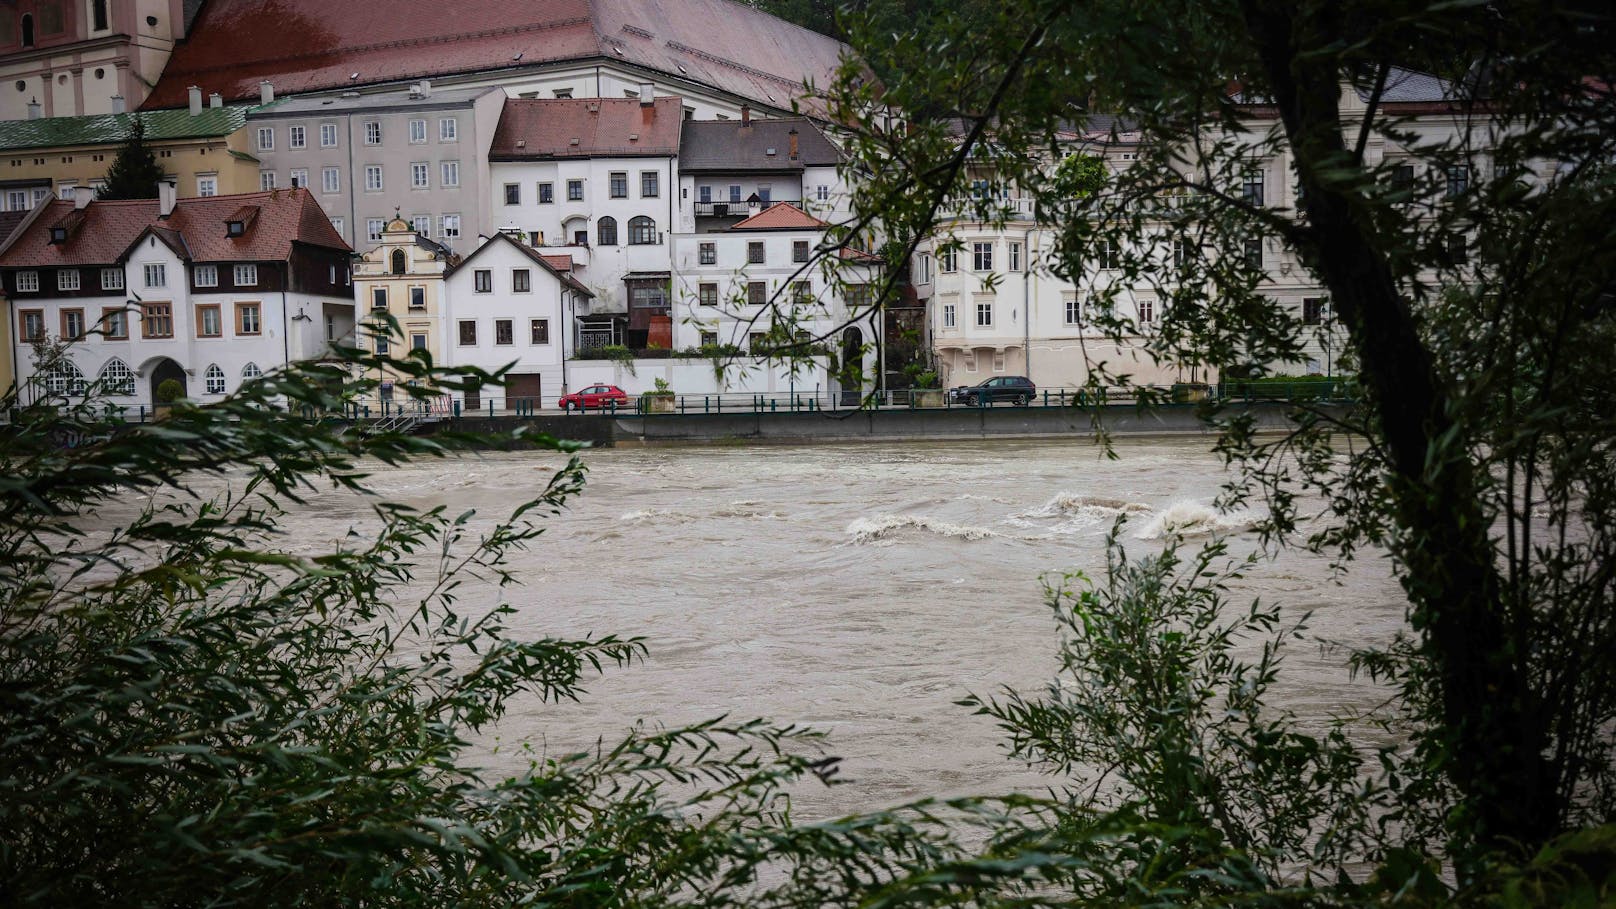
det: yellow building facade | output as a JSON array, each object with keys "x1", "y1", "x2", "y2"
[
  {"x1": 353, "y1": 217, "x2": 456, "y2": 408},
  {"x1": 0, "y1": 103, "x2": 263, "y2": 211}
]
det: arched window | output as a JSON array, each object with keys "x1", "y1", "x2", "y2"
[
  {"x1": 597, "y1": 216, "x2": 617, "y2": 247},
  {"x1": 21, "y1": 14, "x2": 35, "y2": 47},
  {"x1": 628, "y1": 216, "x2": 657, "y2": 245},
  {"x1": 43, "y1": 360, "x2": 85, "y2": 396},
  {"x1": 98, "y1": 358, "x2": 134, "y2": 395},
  {"x1": 204, "y1": 364, "x2": 226, "y2": 395},
  {"x1": 390, "y1": 248, "x2": 407, "y2": 275},
  {"x1": 241, "y1": 362, "x2": 263, "y2": 380},
  {"x1": 91, "y1": 0, "x2": 109, "y2": 31}
]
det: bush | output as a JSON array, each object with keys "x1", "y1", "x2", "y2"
[{"x1": 154, "y1": 378, "x2": 185, "y2": 403}]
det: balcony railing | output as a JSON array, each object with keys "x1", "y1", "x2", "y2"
[{"x1": 694, "y1": 199, "x2": 802, "y2": 218}]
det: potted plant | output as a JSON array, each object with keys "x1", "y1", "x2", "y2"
[
  {"x1": 641, "y1": 377, "x2": 676, "y2": 414},
  {"x1": 910, "y1": 369, "x2": 945, "y2": 408},
  {"x1": 154, "y1": 378, "x2": 185, "y2": 415}
]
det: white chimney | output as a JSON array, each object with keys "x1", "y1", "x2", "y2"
[
  {"x1": 639, "y1": 82, "x2": 654, "y2": 106},
  {"x1": 109, "y1": 94, "x2": 126, "y2": 114},
  {"x1": 259, "y1": 80, "x2": 274, "y2": 105},
  {"x1": 209, "y1": 92, "x2": 223, "y2": 108},
  {"x1": 74, "y1": 186, "x2": 93, "y2": 210},
  {"x1": 188, "y1": 85, "x2": 203, "y2": 115},
  {"x1": 158, "y1": 180, "x2": 177, "y2": 218},
  {"x1": 418, "y1": 79, "x2": 431, "y2": 97},
  {"x1": 27, "y1": 98, "x2": 42, "y2": 120}
]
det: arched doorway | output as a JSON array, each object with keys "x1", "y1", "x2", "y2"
[
  {"x1": 148, "y1": 358, "x2": 186, "y2": 403},
  {"x1": 838, "y1": 326, "x2": 865, "y2": 405}
]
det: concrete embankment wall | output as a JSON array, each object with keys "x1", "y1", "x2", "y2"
[{"x1": 425, "y1": 402, "x2": 1341, "y2": 447}]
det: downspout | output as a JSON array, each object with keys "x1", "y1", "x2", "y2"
[
  {"x1": 1023, "y1": 227, "x2": 1034, "y2": 379},
  {"x1": 281, "y1": 261, "x2": 291, "y2": 368},
  {"x1": 345, "y1": 112, "x2": 356, "y2": 246},
  {"x1": 560, "y1": 289, "x2": 570, "y2": 402}
]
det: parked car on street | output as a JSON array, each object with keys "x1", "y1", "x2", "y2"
[
  {"x1": 558, "y1": 384, "x2": 630, "y2": 411},
  {"x1": 948, "y1": 376, "x2": 1037, "y2": 406}
]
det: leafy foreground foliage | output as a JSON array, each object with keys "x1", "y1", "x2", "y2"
[
  {"x1": 0, "y1": 345, "x2": 1006, "y2": 907},
  {"x1": 1, "y1": 335, "x2": 1612, "y2": 904}
]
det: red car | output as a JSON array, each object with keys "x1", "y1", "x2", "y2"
[{"x1": 558, "y1": 384, "x2": 630, "y2": 412}]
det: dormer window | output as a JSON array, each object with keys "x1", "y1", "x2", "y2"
[
  {"x1": 226, "y1": 220, "x2": 245, "y2": 237},
  {"x1": 49, "y1": 227, "x2": 67, "y2": 244},
  {"x1": 234, "y1": 264, "x2": 258, "y2": 287}
]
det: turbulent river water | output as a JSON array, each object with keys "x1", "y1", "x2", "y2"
[{"x1": 254, "y1": 436, "x2": 1410, "y2": 820}]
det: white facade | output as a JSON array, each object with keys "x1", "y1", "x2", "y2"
[
  {"x1": 440, "y1": 234, "x2": 585, "y2": 409},
  {"x1": 10, "y1": 238, "x2": 350, "y2": 410}
]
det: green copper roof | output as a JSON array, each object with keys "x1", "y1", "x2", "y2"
[{"x1": 0, "y1": 104, "x2": 263, "y2": 152}]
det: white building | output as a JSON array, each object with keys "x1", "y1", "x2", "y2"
[
  {"x1": 0, "y1": 185, "x2": 354, "y2": 409},
  {"x1": 487, "y1": 94, "x2": 682, "y2": 350},
  {"x1": 440, "y1": 231, "x2": 594, "y2": 410}
]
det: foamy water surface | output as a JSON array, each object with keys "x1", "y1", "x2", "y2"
[{"x1": 156, "y1": 437, "x2": 1409, "y2": 819}]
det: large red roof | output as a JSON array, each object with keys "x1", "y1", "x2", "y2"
[
  {"x1": 0, "y1": 189, "x2": 349, "y2": 268},
  {"x1": 141, "y1": 0, "x2": 848, "y2": 113},
  {"x1": 490, "y1": 97, "x2": 683, "y2": 159}
]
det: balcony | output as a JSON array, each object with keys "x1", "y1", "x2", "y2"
[{"x1": 694, "y1": 199, "x2": 802, "y2": 219}]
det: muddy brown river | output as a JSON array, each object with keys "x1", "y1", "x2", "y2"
[{"x1": 249, "y1": 436, "x2": 1409, "y2": 819}]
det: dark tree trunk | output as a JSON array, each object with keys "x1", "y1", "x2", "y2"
[{"x1": 1239, "y1": 1, "x2": 1559, "y2": 857}]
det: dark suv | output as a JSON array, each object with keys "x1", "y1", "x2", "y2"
[{"x1": 949, "y1": 376, "x2": 1037, "y2": 406}]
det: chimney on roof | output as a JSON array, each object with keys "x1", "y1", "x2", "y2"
[
  {"x1": 209, "y1": 92, "x2": 223, "y2": 109},
  {"x1": 74, "y1": 185, "x2": 93, "y2": 210},
  {"x1": 740, "y1": 104, "x2": 751, "y2": 127},
  {"x1": 26, "y1": 98, "x2": 41, "y2": 120},
  {"x1": 188, "y1": 85, "x2": 203, "y2": 115},
  {"x1": 158, "y1": 180, "x2": 177, "y2": 218},
  {"x1": 639, "y1": 82, "x2": 654, "y2": 106},
  {"x1": 109, "y1": 94, "x2": 126, "y2": 114},
  {"x1": 419, "y1": 79, "x2": 431, "y2": 97},
  {"x1": 788, "y1": 126, "x2": 799, "y2": 160},
  {"x1": 259, "y1": 80, "x2": 274, "y2": 105}
]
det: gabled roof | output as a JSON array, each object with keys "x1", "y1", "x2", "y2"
[
  {"x1": 0, "y1": 105, "x2": 258, "y2": 152},
  {"x1": 447, "y1": 232, "x2": 594, "y2": 297},
  {"x1": 679, "y1": 117, "x2": 840, "y2": 173},
  {"x1": 141, "y1": 0, "x2": 847, "y2": 115},
  {"x1": 490, "y1": 97, "x2": 683, "y2": 160},
  {"x1": 0, "y1": 189, "x2": 349, "y2": 269},
  {"x1": 729, "y1": 202, "x2": 827, "y2": 231}
]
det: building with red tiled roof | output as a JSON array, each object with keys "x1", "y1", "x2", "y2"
[
  {"x1": 141, "y1": 0, "x2": 848, "y2": 119},
  {"x1": 729, "y1": 202, "x2": 828, "y2": 231},
  {"x1": 1, "y1": 187, "x2": 356, "y2": 408}
]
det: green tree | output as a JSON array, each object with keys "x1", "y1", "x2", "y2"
[
  {"x1": 827, "y1": 0, "x2": 1616, "y2": 878},
  {"x1": 98, "y1": 116, "x2": 165, "y2": 201}
]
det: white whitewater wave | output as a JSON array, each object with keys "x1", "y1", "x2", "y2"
[
  {"x1": 846, "y1": 514, "x2": 1002, "y2": 544},
  {"x1": 1004, "y1": 492, "x2": 1154, "y2": 535},
  {"x1": 1132, "y1": 501, "x2": 1258, "y2": 540},
  {"x1": 619, "y1": 508, "x2": 694, "y2": 524}
]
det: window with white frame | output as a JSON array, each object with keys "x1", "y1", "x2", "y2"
[
  {"x1": 205, "y1": 364, "x2": 226, "y2": 395},
  {"x1": 411, "y1": 215, "x2": 431, "y2": 236},
  {"x1": 197, "y1": 175, "x2": 218, "y2": 197},
  {"x1": 440, "y1": 214, "x2": 461, "y2": 239},
  {"x1": 101, "y1": 268, "x2": 123, "y2": 290},
  {"x1": 408, "y1": 119, "x2": 427, "y2": 144},
  {"x1": 256, "y1": 127, "x2": 274, "y2": 151},
  {"x1": 367, "y1": 219, "x2": 385, "y2": 242},
  {"x1": 321, "y1": 167, "x2": 340, "y2": 193},
  {"x1": 194, "y1": 264, "x2": 218, "y2": 287},
  {"x1": 20, "y1": 310, "x2": 45, "y2": 340},
  {"x1": 1138, "y1": 299, "x2": 1155, "y2": 323},
  {"x1": 364, "y1": 121, "x2": 381, "y2": 145},
  {"x1": 99, "y1": 359, "x2": 135, "y2": 394},
  {"x1": 439, "y1": 118, "x2": 457, "y2": 142},
  {"x1": 1064, "y1": 294, "x2": 1081, "y2": 325},
  {"x1": 330, "y1": 217, "x2": 344, "y2": 237},
  {"x1": 942, "y1": 302, "x2": 956, "y2": 328},
  {"x1": 1241, "y1": 168, "x2": 1265, "y2": 207},
  {"x1": 16, "y1": 271, "x2": 38, "y2": 293},
  {"x1": 57, "y1": 270, "x2": 80, "y2": 291},
  {"x1": 972, "y1": 242, "x2": 993, "y2": 271},
  {"x1": 364, "y1": 165, "x2": 383, "y2": 192},
  {"x1": 440, "y1": 161, "x2": 460, "y2": 187},
  {"x1": 411, "y1": 163, "x2": 429, "y2": 189},
  {"x1": 1008, "y1": 241, "x2": 1022, "y2": 272},
  {"x1": 289, "y1": 168, "x2": 308, "y2": 188},
  {"x1": 259, "y1": 171, "x2": 276, "y2": 191},
  {"x1": 319, "y1": 123, "x2": 338, "y2": 148},
  {"x1": 234, "y1": 264, "x2": 258, "y2": 287},
  {"x1": 939, "y1": 248, "x2": 956, "y2": 273},
  {"x1": 143, "y1": 263, "x2": 165, "y2": 288},
  {"x1": 975, "y1": 299, "x2": 993, "y2": 327},
  {"x1": 409, "y1": 286, "x2": 425, "y2": 309},
  {"x1": 288, "y1": 125, "x2": 306, "y2": 149},
  {"x1": 5, "y1": 190, "x2": 25, "y2": 210},
  {"x1": 58, "y1": 182, "x2": 77, "y2": 200},
  {"x1": 242, "y1": 362, "x2": 262, "y2": 380}
]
